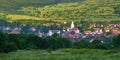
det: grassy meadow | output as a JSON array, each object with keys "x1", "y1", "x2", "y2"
[{"x1": 0, "y1": 49, "x2": 120, "y2": 60}]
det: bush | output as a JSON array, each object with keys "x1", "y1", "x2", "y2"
[
  {"x1": 88, "y1": 39, "x2": 108, "y2": 49},
  {"x1": 73, "y1": 40, "x2": 89, "y2": 48},
  {"x1": 4, "y1": 42, "x2": 18, "y2": 53},
  {"x1": 0, "y1": 31, "x2": 8, "y2": 52},
  {"x1": 45, "y1": 35, "x2": 72, "y2": 50},
  {"x1": 112, "y1": 35, "x2": 120, "y2": 48}
]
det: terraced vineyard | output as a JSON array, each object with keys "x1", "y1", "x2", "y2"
[{"x1": 0, "y1": 0, "x2": 120, "y2": 22}]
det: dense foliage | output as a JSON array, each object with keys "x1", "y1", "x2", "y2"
[
  {"x1": 0, "y1": 30, "x2": 120, "y2": 53},
  {"x1": 112, "y1": 35, "x2": 120, "y2": 48},
  {"x1": 0, "y1": 31, "x2": 72, "y2": 53}
]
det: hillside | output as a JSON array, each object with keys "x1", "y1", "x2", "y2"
[
  {"x1": 0, "y1": 0, "x2": 120, "y2": 22},
  {"x1": 0, "y1": 0, "x2": 83, "y2": 9}
]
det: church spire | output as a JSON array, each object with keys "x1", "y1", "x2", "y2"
[{"x1": 71, "y1": 21, "x2": 74, "y2": 28}]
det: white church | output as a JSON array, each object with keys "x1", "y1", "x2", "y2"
[
  {"x1": 67, "y1": 21, "x2": 80, "y2": 34},
  {"x1": 63, "y1": 21, "x2": 81, "y2": 39}
]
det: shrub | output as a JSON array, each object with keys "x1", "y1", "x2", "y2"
[{"x1": 112, "y1": 35, "x2": 120, "y2": 48}]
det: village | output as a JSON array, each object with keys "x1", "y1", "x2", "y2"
[{"x1": 0, "y1": 20, "x2": 120, "y2": 43}]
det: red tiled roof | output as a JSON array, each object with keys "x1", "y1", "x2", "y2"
[
  {"x1": 71, "y1": 27, "x2": 79, "y2": 30},
  {"x1": 68, "y1": 34, "x2": 75, "y2": 38},
  {"x1": 112, "y1": 29, "x2": 120, "y2": 34},
  {"x1": 93, "y1": 28, "x2": 101, "y2": 30},
  {"x1": 85, "y1": 31, "x2": 92, "y2": 33}
]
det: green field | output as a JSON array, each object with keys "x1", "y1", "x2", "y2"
[{"x1": 0, "y1": 49, "x2": 120, "y2": 60}]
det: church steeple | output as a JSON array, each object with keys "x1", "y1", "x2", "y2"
[{"x1": 71, "y1": 21, "x2": 74, "y2": 28}]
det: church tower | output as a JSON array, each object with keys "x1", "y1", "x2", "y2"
[{"x1": 71, "y1": 21, "x2": 74, "y2": 28}]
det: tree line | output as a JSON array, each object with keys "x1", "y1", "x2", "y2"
[
  {"x1": 0, "y1": 31, "x2": 72, "y2": 53},
  {"x1": 0, "y1": 31, "x2": 120, "y2": 53}
]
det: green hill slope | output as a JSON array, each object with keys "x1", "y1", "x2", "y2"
[
  {"x1": 0, "y1": 0, "x2": 120, "y2": 22},
  {"x1": 17, "y1": 0, "x2": 120, "y2": 21},
  {"x1": 0, "y1": 0, "x2": 83, "y2": 9}
]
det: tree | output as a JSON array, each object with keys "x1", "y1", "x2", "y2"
[
  {"x1": 88, "y1": 39, "x2": 106, "y2": 49},
  {"x1": 45, "y1": 35, "x2": 72, "y2": 50},
  {"x1": 0, "y1": 31, "x2": 8, "y2": 52},
  {"x1": 4, "y1": 42, "x2": 18, "y2": 53},
  {"x1": 73, "y1": 40, "x2": 89, "y2": 48},
  {"x1": 26, "y1": 35, "x2": 39, "y2": 49},
  {"x1": 8, "y1": 34, "x2": 29, "y2": 49},
  {"x1": 112, "y1": 35, "x2": 120, "y2": 48}
]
